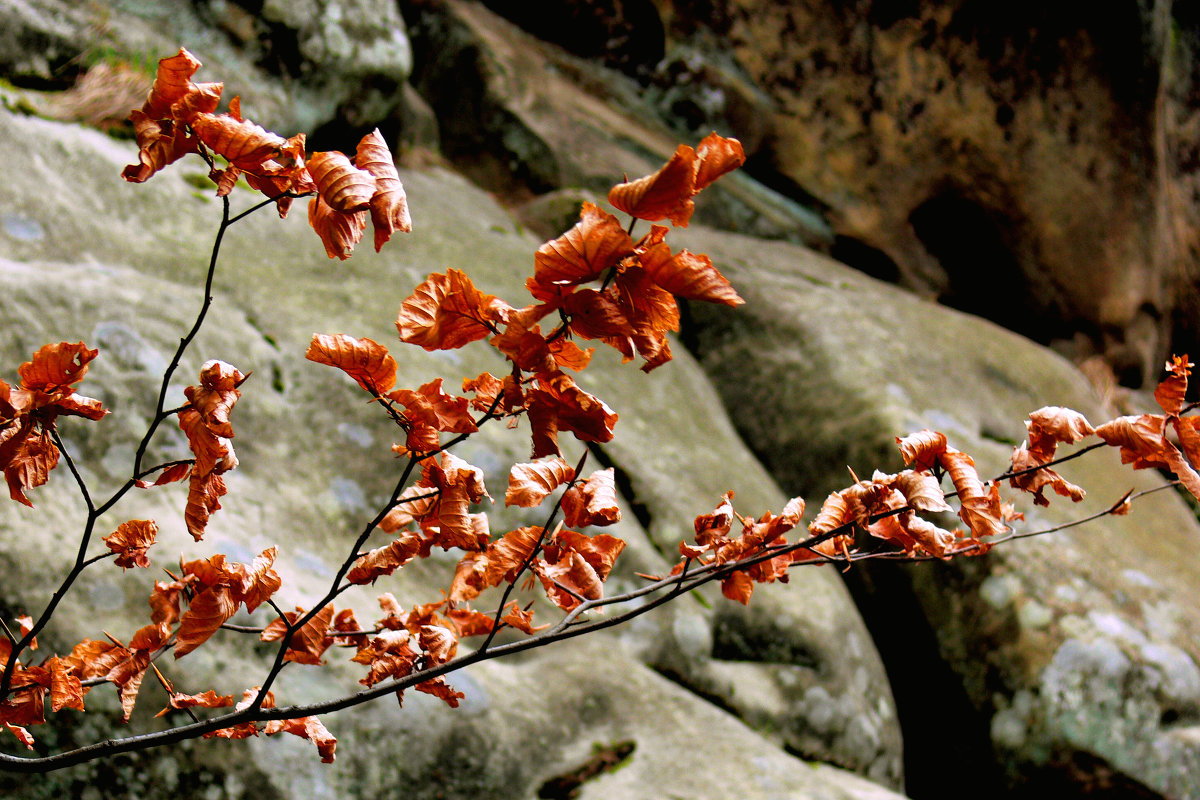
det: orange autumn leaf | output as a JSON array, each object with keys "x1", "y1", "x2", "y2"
[
  {"x1": 379, "y1": 485, "x2": 439, "y2": 533},
  {"x1": 307, "y1": 150, "x2": 376, "y2": 213},
  {"x1": 191, "y1": 112, "x2": 286, "y2": 171},
  {"x1": 346, "y1": 531, "x2": 424, "y2": 585},
  {"x1": 388, "y1": 378, "x2": 479, "y2": 434},
  {"x1": 694, "y1": 132, "x2": 748, "y2": 192},
  {"x1": 720, "y1": 569, "x2": 755, "y2": 605},
  {"x1": 265, "y1": 715, "x2": 337, "y2": 763},
  {"x1": 1155, "y1": 355, "x2": 1193, "y2": 416},
  {"x1": 809, "y1": 491, "x2": 853, "y2": 536},
  {"x1": 356, "y1": 128, "x2": 412, "y2": 251},
  {"x1": 534, "y1": 549, "x2": 603, "y2": 611},
  {"x1": 157, "y1": 689, "x2": 235, "y2": 717},
  {"x1": 2, "y1": 425, "x2": 59, "y2": 508},
  {"x1": 419, "y1": 625, "x2": 459, "y2": 666},
  {"x1": 1025, "y1": 406, "x2": 1095, "y2": 460},
  {"x1": 896, "y1": 429, "x2": 948, "y2": 471},
  {"x1": 142, "y1": 48, "x2": 204, "y2": 119},
  {"x1": 122, "y1": 111, "x2": 196, "y2": 183},
  {"x1": 174, "y1": 585, "x2": 237, "y2": 658},
  {"x1": 561, "y1": 467, "x2": 621, "y2": 527},
  {"x1": 528, "y1": 371, "x2": 618, "y2": 456},
  {"x1": 609, "y1": 144, "x2": 698, "y2": 226},
  {"x1": 883, "y1": 470, "x2": 952, "y2": 513},
  {"x1": 1094, "y1": 414, "x2": 1170, "y2": 469},
  {"x1": 505, "y1": 457, "x2": 576, "y2": 507},
  {"x1": 530, "y1": 202, "x2": 634, "y2": 292},
  {"x1": 415, "y1": 676, "x2": 465, "y2": 708},
  {"x1": 47, "y1": 656, "x2": 85, "y2": 713},
  {"x1": 306, "y1": 333, "x2": 397, "y2": 395},
  {"x1": 18, "y1": 341, "x2": 98, "y2": 392},
  {"x1": 1009, "y1": 445, "x2": 1086, "y2": 507},
  {"x1": 502, "y1": 603, "x2": 548, "y2": 634},
  {"x1": 608, "y1": 134, "x2": 745, "y2": 226},
  {"x1": 636, "y1": 231, "x2": 743, "y2": 307},
  {"x1": 102, "y1": 519, "x2": 158, "y2": 569},
  {"x1": 553, "y1": 530, "x2": 626, "y2": 582},
  {"x1": 897, "y1": 513, "x2": 958, "y2": 558},
  {"x1": 351, "y1": 630, "x2": 419, "y2": 687},
  {"x1": 308, "y1": 193, "x2": 368, "y2": 260},
  {"x1": 185, "y1": 359, "x2": 247, "y2": 439},
  {"x1": 397, "y1": 269, "x2": 511, "y2": 351},
  {"x1": 261, "y1": 606, "x2": 334, "y2": 665}
]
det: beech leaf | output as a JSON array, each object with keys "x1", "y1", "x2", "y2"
[{"x1": 306, "y1": 333, "x2": 397, "y2": 395}]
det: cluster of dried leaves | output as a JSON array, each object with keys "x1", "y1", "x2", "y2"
[
  {"x1": 2, "y1": 47, "x2": 1198, "y2": 769},
  {"x1": 121, "y1": 48, "x2": 409, "y2": 258}
]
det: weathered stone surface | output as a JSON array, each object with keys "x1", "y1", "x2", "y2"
[
  {"x1": 0, "y1": 0, "x2": 411, "y2": 136},
  {"x1": 678, "y1": 222, "x2": 1200, "y2": 798},
  {"x1": 649, "y1": 0, "x2": 1199, "y2": 387},
  {"x1": 400, "y1": 0, "x2": 831, "y2": 244},
  {"x1": 0, "y1": 106, "x2": 902, "y2": 797}
]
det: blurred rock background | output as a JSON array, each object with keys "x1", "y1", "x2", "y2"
[{"x1": 0, "y1": 1, "x2": 1197, "y2": 798}]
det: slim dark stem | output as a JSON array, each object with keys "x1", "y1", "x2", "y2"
[{"x1": 479, "y1": 448, "x2": 588, "y2": 653}]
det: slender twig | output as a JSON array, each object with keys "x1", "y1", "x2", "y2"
[{"x1": 479, "y1": 448, "x2": 588, "y2": 653}]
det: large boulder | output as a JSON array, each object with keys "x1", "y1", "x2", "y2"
[
  {"x1": 0, "y1": 105, "x2": 903, "y2": 797},
  {"x1": 399, "y1": 0, "x2": 831, "y2": 244},
  {"x1": 0, "y1": 0, "x2": 411, "y2": 136},
  {"x1": 677, "y1": 222, "x2": 1200, "y2": 798},
  {"x1": 648, "y1": 0, "x2": 1200, "y2": 387}
]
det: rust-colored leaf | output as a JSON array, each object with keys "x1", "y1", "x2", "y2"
[
  {"x1": 608, "y1": 144, "x2": 698, "y2": 226},
  {"x1": 531, "y1": 202, "x2": 634, "y2": 292},
  {"x1": 47, "y1": 657, "x2": 85, "y2": 713},
  {"x1": 347, "y1": 531, "x2": 423, "y2": 585},
  {"x1": 397, "y1": 269, "x2": 511, "y2": 351},
  {"x1": 265, "y1": 715, "x2": 338, "y2": 763},
  {"x1": 306, "y1": 333, "x2": 397, "y2": 395},
  {"x1": 1025, "y1": 406, "x2": 1095, "y2": 460},
  {"x1": 142, "y1": 48, "x2": 203, "y2": 119},
  {"x1": 191, "y1": 112, "x2": 286, "y2": 171},
  {"x1": 505, "y1": 457, "x2": 575, "y2": 508},
  {"x1": 18, "y1": 342, "x2": 98, "y2": 392},
  {"x1": 174, "y1": 585, "x2": 237, "y2": 658},
  {"x1": 554, "y1": 530, "x2": 625, "y2": 582},
  {"x1": 307, "y1": 193, "x2": 368, "y2": 260},
  {"x1": 308, "y1": 150, "x2": 375, "y2": 213},
  {"x1": 693, "y1": 132, "x2": 747, "y2": 192},
  {"x1": 637, "y1": 233, "x2": 742, "y2": 307},
  {"x1": 103, "y1": 519, "x2": 158, "y2": 569},
  {"x1": 389, "y1": 378, "x2": 478, "y2": 434},
  {"x1": 561, "y1": 467, "x2": 621, "y2": 527},
  {"x1": 896, "y1": 429, "x2": 947, "y2": 471},
  {"x1": 1094, "y1": 414, "x2": 1170, "y2": 469},
  {"x1": 356, "y1": 128, "x2": 412, "y2": 251},
  {"x1": 1155, "y1": 355, "x2": 1192, "y2": 416}
]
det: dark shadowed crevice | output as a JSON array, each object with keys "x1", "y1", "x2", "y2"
[
  {"x1": 537, "y1": 740, "x2": 636, "y2": 799},
  {"x1": 830, "y1": 235, "x2": 902, "y2": 283},
  {"x1": 585, "y1": 445, "x2": 653, "y2": 534},
  {"x1": 839, "y1": 563, "x2": 1010, "y2": 800},
  {"x1": 910, "y1": 191, "x2": 1064, "y2": 344},
  {"x1": 478, "y1": 0, "x2": 665, "y2": 79}
]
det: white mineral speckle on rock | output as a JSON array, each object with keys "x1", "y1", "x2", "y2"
[
  {"x1": 1141, "y1": 643, "x2": 1200, "y2": 706},
  {"x1": 1087, "y1": 611, "x2": 1147, "y2": 646},
  {"x1": 1121, "y1": 569, "x2": 1159, "y2": 588}
]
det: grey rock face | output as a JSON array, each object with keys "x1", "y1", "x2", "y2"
[
  {"x1": 0, "y1": 106, "x2": 903, "y2": 798},
  {"x1": 677, "y1": 223, "x2": 1200, "y2": 798}
]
